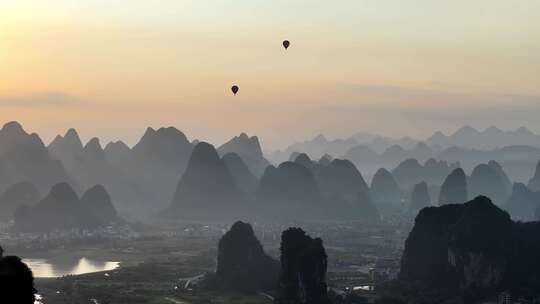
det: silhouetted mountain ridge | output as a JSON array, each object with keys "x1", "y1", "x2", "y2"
[
  {"x1": 398, "y1": 195, "x2": 540, "y2": 301},
  {"x1": 0, "y1": 182, "x2": 40, "y2": 221},
  {"x1": 215, "y1": 221, "x2": 278, "y2": 292},
  {"x1": 426, "y1": 126, "x2": 540, "y2": 150},
  {"x1": 0, "y1": 122, "x2": 73, "y2": 194},
  {"x1": 218, "y1": 133, "x2": 271, "y2": 177},
  {"x1": 14, "y1": 183, "x2": 120, "y2": 232},
  {"x1": 168, "y1": 142, "x2": 245, "y2": 220}
]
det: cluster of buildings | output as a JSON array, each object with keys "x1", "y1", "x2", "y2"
[{"x1": 0, "y1": 224, "x2": 139, "y2": 249}]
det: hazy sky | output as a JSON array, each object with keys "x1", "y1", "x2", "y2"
[{"x1": 1, "y1": 1, "x2": 539, "y2": 150}]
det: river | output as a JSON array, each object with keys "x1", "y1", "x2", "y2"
[{"x1": 24, "y1": 257, "x2": 119, "y2": 278}]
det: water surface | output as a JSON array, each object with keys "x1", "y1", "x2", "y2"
[{"x1": 25, "y1": 257, "x2": 119, "y2": 278}]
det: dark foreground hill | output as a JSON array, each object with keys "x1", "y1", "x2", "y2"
[
  {"x1": 275, "y1": 227, "x2": 331, "y2": 304},
  {"x1": 390, "y1": 196, "x2": 540, "y2": 303},
  {"x1": 0, "y1": 247, "x2": 36, "y2": 304},
  {"x1": 201, "y1": 223, "x2": 331, "y2": 303},
  {"x1": 214, "y1": 221, "x2": 278, "y2": 292}
]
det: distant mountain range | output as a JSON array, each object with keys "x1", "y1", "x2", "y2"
[
  {"x1": 269, "y1": 132, "x2": 418, "y2": 164},
  {"x1": 0, "y1": 121, "x2": 275, "y2": 220},
  {"x1": 342, "y1": 141, "x2": 540, "y2": 183},
  {"x1": 271, "y1": 126, "x2": 540, "y2": 164},
  {"x1": 2, "y1": 121, "x2": 540, "y2": 224},
  {"x1": 269, "y1": 126, "x2": 540, "y2": 182},
  {"x1": 426, "y1": 126, "x2": 540, "y2": 150},
  {"x1": 217, "y1": 133, "x2": 270, "y2": 177}
]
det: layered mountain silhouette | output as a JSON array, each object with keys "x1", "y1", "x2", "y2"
[
  {"x1": 426, "y1": 126, "x2": 540, "y2": 150},
  {"x1": 293, "y1": 153, "x2": 314, "y2": 169},
  {"x1": 344, "y1": 143, "x2": 436, "y2": 180},
  {"x1": 0, "y1": 122, "x2": 73, "y2": 193},
  {"x1": 119, "y1": 126, "x2": 194, "y2": 213},
  {"x1": 6, "y1": 121, "x2": 540, "y2": 224},
  {"x1": 48, "y1": 126, "x2": 196, "y2": 217},
  {"x1": 488, "y1": 160, "x2": 513, "y2": 195},
  {"x1": 292, "y1": 154, "x2": 369, "y2": 200},
  {"x1": 215, "y1": 221, "x2": 278, "y2": 292},
  {"x1": 436, "y1": 145, "x2": 540, "y2": 183},
  {"x1": 409, "y1": 181, "x2": 430, "y2": 211},
  {"x1": 103, "y1": 140, "x2": 131, "y2": 166},
  {"x1": 316, "y1": 159, "x2": 370, "y2": 200},
  {"x1": 399, "y1": 196, "x2": 540, "y2": 302},
  {"x1": 218, "y1": 133, "x2": 271, "y2": 177},
  {"x1": 317, "y1": 154, "x2": 333, "y2": 166},
  {"x1": 222, "y1": 153, "x2": 258, "y2": 193},
  {"x1": 168, "y1": 142, "x2": 245, "y2": 220},
  {"x1": 48, "y1": 128, "x2": 85, "y2": 171},
  {"x1": 502, "y1": 183, "x2": 540, "y2": 221},
  {"x1": 271, "y1": 134, "x2": 360, "y2": 164},
  {"x1": 438, "y1": 168, "x2": 468, "y2": 205},
  {"x1": 49, "y1": 130, "x2": 120, "y2": 190},
  {"x1": 353, "y1": 191, "x2": 381, "y2": 223},
  {"x1": 14, "y1": 183, "x2": 119, "y2": 232},
  {"x1": 131, "y1": 127, "x2": 193, "y2": 169},
  {"x1": 256, "y1": 156, "x2": 378, "y2": 221},
  {"x1": 527, "y1": 159, "x2": 540, "y2": 191},
  {"x1": 332, "y1": 126, "x2": 540, "y2": 158},
  {"x1": 469, "y1": 162, "x2": 510, "y2": 205},
  {"x1": 272, "y1": 127, "x2": 540, "y2": 183},
  {"x1": 392, "y1": 158, "x2": 458, "y2": 191},
  {"x1": 370, "y1": 168, "x2": 402, "y2": 214},
  {"x1": 0, "y1": 182, "x2": 40, "y2": 221},
  {"x1": 49, "y1": 129, "x2": 140, "y2": 217},
  {"x1": 270, "y1": 132, "x2": 419, "y2": 165},
  {"x1": 287, "y1": 154, "x2": 379, "y2": 221},
  {"x1": 80, "y1": 184, "x2": 119, "y2": 225},
  {"x1": 256, "y1": 161, "x2": 323, "y2": 219}
]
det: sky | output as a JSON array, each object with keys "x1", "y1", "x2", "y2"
[{"x1": 1, "y1": 1, "x2": 539, "y2": 150}]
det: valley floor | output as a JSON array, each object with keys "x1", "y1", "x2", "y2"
[{"x1": 17, "y1": 221, "x2": 406, "y2": 304}]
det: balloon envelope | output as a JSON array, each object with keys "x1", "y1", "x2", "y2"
[
  {"x1": 231, "y1": 85, "x2": 239, "y2": 95},
  {"x1": 283, "y1": 40, "x2": 290, "y2": 49}
]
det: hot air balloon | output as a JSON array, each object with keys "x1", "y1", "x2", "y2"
[
  {"x1": 282, "y1": 40, "x2": 290, "y2": 50},
  {"x1": 231, "y1": 85, "x2": 239, "y2": 95}
]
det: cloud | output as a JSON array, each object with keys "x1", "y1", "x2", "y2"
[{"x1": 0, "y1": 92, "x2": 80, "y2": 107}]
